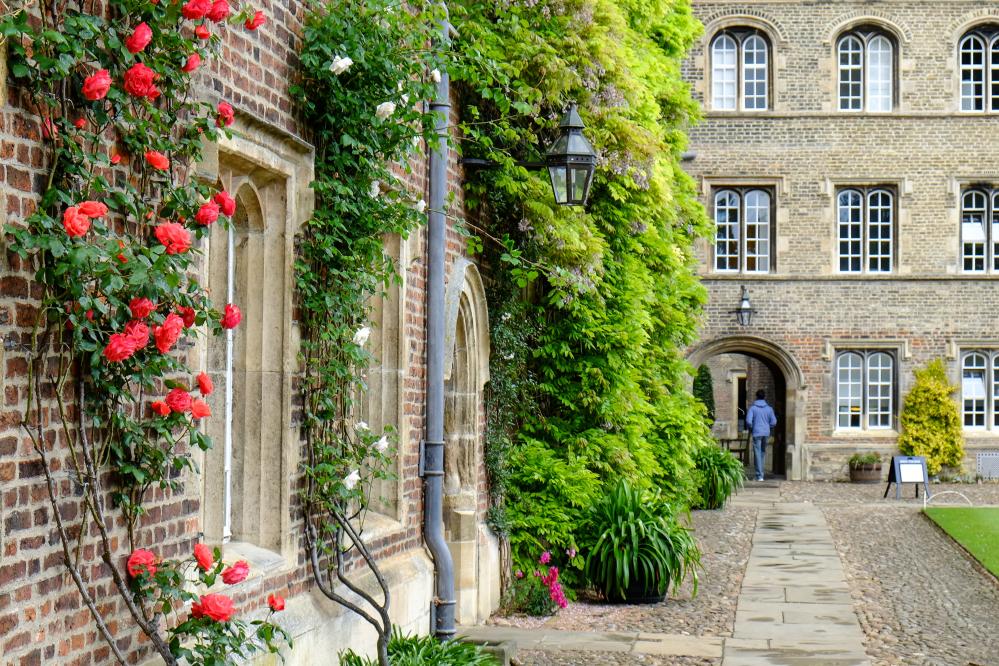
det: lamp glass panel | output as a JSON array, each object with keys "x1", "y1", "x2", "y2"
[
  {"x1": 549, "y1": 165, "x2": 568, "y2": 204},
  {"x1": 570, "y1": 165, "x2": 591, "y2": 203}
]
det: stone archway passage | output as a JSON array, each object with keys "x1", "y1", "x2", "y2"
[{"x1": 689, "y1": 335, "x2": 807, "y2": 480}]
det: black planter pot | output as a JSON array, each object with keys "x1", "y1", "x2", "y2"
[{"x1": 606, "y1": 581, "x2": 667, "y2": 605}]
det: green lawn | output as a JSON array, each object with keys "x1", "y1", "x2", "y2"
[{"x1": 924, "y1": 507, "x2": 999, "y2": 577}]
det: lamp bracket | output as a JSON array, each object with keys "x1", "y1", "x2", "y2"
[{"x1": 460, "y1": 157, "x2": 545, "y2": 170}]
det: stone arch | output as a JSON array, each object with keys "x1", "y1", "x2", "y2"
[
  {"x1": 823, "y1": 12, "x2": 912, "y2": 46},
  {"x1": 948, "y1": 8, "x2": 999, "y2": 47},
  {"x1": 688, "y1": 335, "x2": 807, "y2": 480},
  {"x1": 701, "y1": 10, "x2": 788, "y2": 45},
  {"x1": 441, "y1": 259, "x2": 499, "y2": 624}
]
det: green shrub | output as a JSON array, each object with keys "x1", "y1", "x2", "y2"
[
  {"x1": 339, "y1": 629, "x2": 499, "y2": 666},
  {"x1": 898, "y1": 359, "x2": 964, "y2": 476},
  {"x1": 579, "y1": 480, "x2": 700, "y2": 602},
  {"x1": 693, "y1": 446, "x2": 744, "y2": 510},
  {"x1": 693, "y1": 365, "x2": 716, "y2": 423},
  {"x1": 848, "y1": 452, "x2": 881, "y2": 467},
  {"x1": 501, "y1": 574, "x2": 557, "y2": 617}
]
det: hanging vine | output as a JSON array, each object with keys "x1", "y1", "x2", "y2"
[
  {"x1": 291, "y1": 1, "x2": 443, "y2": 664},
  {"x1": 2, "y1": 0, "x2": 289, "y2": 663}
]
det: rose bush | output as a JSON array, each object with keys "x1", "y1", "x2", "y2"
[{"x1": 2, "y1": 0, "x2": 286, "y2": 662}]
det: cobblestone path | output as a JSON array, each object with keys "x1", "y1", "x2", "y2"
[{"x1": 472, "y1": 482, "x2": 999, "y2": 666}]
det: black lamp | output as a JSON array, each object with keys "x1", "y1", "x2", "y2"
[
  {"x1": 545, "y1": 104, "x2": 597, "y2": 206},
  {"x1": 734, "y1": 286, "x2": 754, "y2": 326}
]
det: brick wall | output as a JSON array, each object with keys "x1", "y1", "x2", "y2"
[
  {"x1": 0, "y1": 5, "x2": 486, "y2": 664},
  {"x1": 685, "y1": 0, "x2": 999, "y2": 479}
]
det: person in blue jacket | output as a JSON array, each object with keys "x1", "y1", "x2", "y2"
[{"x1": 745, "y1": 389, "x2": 777, "y2": 481}]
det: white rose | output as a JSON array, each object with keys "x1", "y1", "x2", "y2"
[
  {"x1": 343, "y1": 469, "x2": 361, "y2": 490},
  {"x1": 376, "y1": 101, "x2": 396, "y2": 119},
  {"x1": 430, "y1": 69, "x2": 441, "y2": 84},
  {"x1": 401, "y1": 94, "x2": 409, "y2": 107},
  {"x1": 329, "y1": 55, "x2": 353, "y2": 75},
  {"x1": 415, "y1": 199, "x2": 427, "y2": 214},
  {"x1": 369, "y1": 181, "x2": 380, "y2": 198},
  {"x1": 375, "y1": 436, "x2": 389, "y2": 453},
  {"x1": 355, "y1": 421, "x2": 368, "y2": 432},
  {"x1": 412, "y1": 135, "x2": 423, "y2": 148},
  {"x1": 353, "y1": 326, "x2": 371, "y2": 346}
]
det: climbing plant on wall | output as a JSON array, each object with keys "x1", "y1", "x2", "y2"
[
  {"x1": 450, "y1": 0, "x2": 712, "y2": 575},
  {"x1": 291, "y1": 1, "x2": 443, "y2": 663},
  {"x1": 2, "y1": 0, "x2": 288, "y2": 663}
]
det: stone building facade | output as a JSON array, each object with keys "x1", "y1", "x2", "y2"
[
  {"x1": 684, "y1": 1, "x2": 999, "y2": 480},
  {"x1": 0, "y1": 6, "x2": 498, "y2": 666}
]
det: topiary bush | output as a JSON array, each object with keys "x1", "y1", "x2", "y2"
[
  {"x1": 693, "y1": 445, "x2": 744, "y2": 510},
  {"x1": 693, "y1": 364, "x2": 716, "y2": 423},
  {"x1": 579, "y1": 480, "x2": 700, "y2": 603},
  {"x1": 898, "y1": 359, "x2": 964, "y2": 476}
]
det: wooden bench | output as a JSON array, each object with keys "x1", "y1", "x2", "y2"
[{"x1": 718, "y1": 436, "x2": 750, "y2": 465}]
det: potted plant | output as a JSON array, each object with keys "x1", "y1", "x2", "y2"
[
  {"x1": 848, "y1": 452, "x2": 883, "y2": 483},
  {"x1": 579, "y1": 480, "x2": 701, "y2": 604}
]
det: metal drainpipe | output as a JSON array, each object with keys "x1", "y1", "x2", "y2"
[{"x1": 424, "y1": 2, "x2": 457, "y2": 641}]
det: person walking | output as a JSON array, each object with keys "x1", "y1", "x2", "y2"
[{"x1": 745, "y1": 389, "x2": 777, "y2": 481}]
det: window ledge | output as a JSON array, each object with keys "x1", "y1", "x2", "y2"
[
  {"x1": 831, "y1": 429, "x2": 899, "y2": 438},
  {"x1": 223, "y1": 540, "x2": 291, "y2": 579},
  {"x1": 355, "y1": 511, "x2": 406, "y2": 547}
]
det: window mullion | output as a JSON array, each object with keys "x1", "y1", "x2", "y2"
[{"x1": 741, "y1": 193, "x2": 747, "y2": 272}]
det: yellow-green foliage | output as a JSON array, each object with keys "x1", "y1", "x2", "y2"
[{"x1": 898, "y1": 359, "x2": 964, "y2": 475}]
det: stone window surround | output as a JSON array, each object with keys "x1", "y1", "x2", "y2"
[
  {"x1": 947, "y1": 178, "x2": 999, "y2": 274},
  {"x1": 820, "y1": 14, "x2": 911, "y2": 114},
  {"x1": 709, "y1": 28, "x2": 773, "y2": 112},
  {"x1": 194, "y1": 113, "x2": 313, "y2": 571},
  {"x1": 824, "y1": 339, "x2": 908, "y2": 439},
  {"x1": 822, "y1": 178, "x2": 910, "y2": 277},
  {"x1": 703, "y1": 176, "x2": 786, "y2": 275},
  {"x1": 832, "y1": 184, "x2": 898, "y2": 275},
  {"x1": 947, "y1": 341, "x2": 999, "y2": 436},
  {"x1": 950, "y1": 12, "x2": 999, "y2": 113},
  {"x1": 834, "y1": 27, "x2": 898, "y2": 114},
  {"x1": 830, "y1": 346, "x2": 901, "y2": 436},
  {"x1": 696, "y1": 14, "x2": 786, "y2": 114}
]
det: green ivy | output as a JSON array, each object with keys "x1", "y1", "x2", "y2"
[{"x1": 450, "y1": 0, "x2": 712, "y2": 572}]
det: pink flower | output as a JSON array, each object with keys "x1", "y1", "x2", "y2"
[
  {"x1": 154, "y1": 222, "x2": 191, "y2": 255},
  {"x1": 539, "y1": 551, "x2": 551, "y2": 565},
  {"x1": 165, "y1": 388, "x2": 192, "y2": 413},
  {"x1": 77, "y1": 201, "x2": 108, "y2": 218},
  {"x1": 123, "y1": 62, "x2": 159, "y2": 99},
  {"x1": 195, "y1": 24, "x2": 211, "y2": 40},
  {"x1": 182, "y1": 53, "x2": 202, "y2": 73},
  {"x1": 62, "y1": 206, "x2": 91, "y2": 237},
  {"x1": 82, "y1": 69, "x2": 111, "y2": 100},
  {"x1": 181, "y1": 0, "x2": 212, "y2": 20},
  {"x1": 216, "y1": 102, "x2": 234, "y2": 128},
  {"x1": 124, "y1": 320, "x2": 150, "y2": 350},
  {"x1": 207, "y1": 0, "x2": 230, "y2": 22},
  {"x1": 151, "y1": 401, "x2": 171, "y2": 416},
  {"x1": 125, "y1": 22, "x2": 153, "y2": 54},
  {"x1": 197, "y1": 371, "x2": 214, "y2": 396},
  {"x1": 191, "y1": 399, "x2": 211, "y2": 419},
  {"x1": 267, "y1": 593, "x2": 285, "y2": 612},
  {"x1": 195, "y1": 201, "x2": 220, "y2": 226},
  {"x1": 194, "y1": 543, "x2": 214, "y2": 570},
  {"x1": 129, "y1": 297, "x2": 156, "y2": 319},
  {"x1": 127, "y1": 549, "x2": 157, "y2": 578},
  {"x1": 220, "y1": 304, "x2": 241, "y2": 329},
  {"x1": 145, "y1": 150, "x2": 170, "y2": 171},
  {"x1": 221, "y1": 560, "x2": 249, "y2": 584},
  {"x1": 153, "y1": 312, "x2": 185, "y2": 353},
  {"x1": 103, "y1": 332, "x2": 137, "y2": 362},
  {"x1": 192, "y1": 594, "x2": 234, "y2": 622},
  {"x1": 214, "y1": 190, "x2": 236, "y2": 216},
  {"x1": 515, "y1": 570, "x2": 524, "y2": 579},
  {"x1": 245, "y1": 10, "x2": 265, "y2": 30},
  {"x1": 177, "y1": 306, "x2": 197, "y2": 328}
]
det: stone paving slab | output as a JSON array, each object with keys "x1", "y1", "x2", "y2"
[
  {"x1": 459, "y1": 625, "x2": 724, "y2": 659},
  {"x1": 724, "y1": 495, "x2": 871, "y2": 666}
]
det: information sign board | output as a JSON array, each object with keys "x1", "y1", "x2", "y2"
[{"x1": 883, "y1": 455, "x2": 931, "y2": 500}]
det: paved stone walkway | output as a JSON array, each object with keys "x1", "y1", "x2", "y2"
[{"x1": 724, "y1": 488, "x2": 869, "y2": 665}]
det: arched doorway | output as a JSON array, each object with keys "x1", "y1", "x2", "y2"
[{"x1": 688, "y1": 336, "x2": 807, "y2": 480}]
